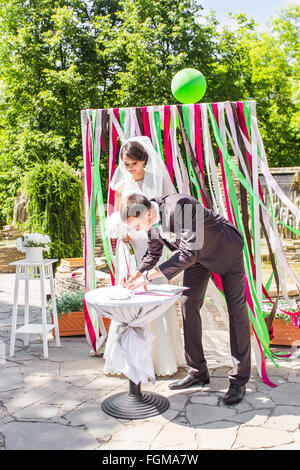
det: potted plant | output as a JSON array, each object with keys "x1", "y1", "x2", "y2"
[
  {"x1": 16, "y1": 232, "x2": 51, "y2": 262},
  {"x1": 264, "y1": 301, "x2": 300, "y2": 347},
  {"x1": 49, "y1": 290, "x2": 110, "y2": 337}
]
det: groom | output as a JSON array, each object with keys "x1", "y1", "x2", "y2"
[{"x1": 120, "y1": 193, "x2": 251, "y2": 405}]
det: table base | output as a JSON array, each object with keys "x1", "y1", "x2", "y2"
[{"x1": 101, "y1": 380, "x2": 170, "y2": 420}]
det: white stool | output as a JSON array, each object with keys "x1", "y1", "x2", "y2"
[{"x1": 9, "y1": 259, "x2": 61, "y2": 358}]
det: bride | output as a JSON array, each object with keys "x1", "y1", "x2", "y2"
[{"x1": 104, "y1": 136, "x2": 185, "y2": 376}]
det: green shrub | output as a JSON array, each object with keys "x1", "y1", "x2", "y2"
[
  {"x1": 22, "y1": 159, "x2": 83, "y2": 262},
  {"x1": 49, "y1": 289, "x2": 85, "y2": 317},
  {"x1": 264, "y1": 302, "x2": 300, "y2": 325}
]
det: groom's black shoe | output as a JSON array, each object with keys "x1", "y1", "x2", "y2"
[
  {"x1": 222, "y1": 383, "x2": 246, "y2": 405},
  {"x1": 168, "y1": 372, "x2": 210, "y2": 390}
]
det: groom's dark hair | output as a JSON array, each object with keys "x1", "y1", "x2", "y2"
[{"x1": 120, "y1": 193, "x2": 151, "y2": 222}]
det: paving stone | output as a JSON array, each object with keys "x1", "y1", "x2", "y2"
[
  {"x1": 211, "y1": 367, "x2": 231, "y2": 377},
  {"x1": 23, "y1": 375, "x2": 55, "y2": 391},
  {"x1": 62, "y1": 375, "x2": 96, "y2": 387},
  {"x1": 41, "y1": 388, "x2": 102, "y2": 407},
  {"x1": 225, "y1": 409, "x2": 270, "y2": 426},
  {"x1": 185, "y1": 403, "x2": 236, "y2": 426},
  {"x1": 83, "y1": 374, "x2": 126, "y2": 390},
  {"x1": 21, "y1": 359, "x2": 60, "y2": 376},
  {"x1": 243, "y1": 391, "x2": 275, "y2": 409},
  {"x1": 149, "y1": 407, "x2": 181, "y2": 423},
  {"x1": 42, "y1": 345, "x2": 91, "y2": 362},
  {"x1": 293, "y1": 428, "x2": 300, "y2": 444},
  {"x1": 0, "y1": 307, "x2": 11, "y2": 314},
  {"x1": 271, "y1": 443, "x2": 300, "y2": 450},
  {"x1": 99, "y1": 439, "x2": 151, "y2": 450},
  {"x1": 0, "y1": 408, "x2": 5, "y2": 421},
  {"x1": 288, "y1": 368, "x2": 300, "y2": 383},
  {"x1": 0, "y1": 416, "x2": 15, "y2": 427},
  {"x1": 266, "y1": 363, "x2": 290, "y2": 379},
  {"x1": 13, "y1": 404, "x2": 60, "y2": 420},
  {"x1": 4, "y1": 379, "x2": 70, "y2": 414},
  {"x1": 2, "y1": 421, "x2": 99, "y2": 450},
  {"x1": 60, "y1": 358, "x2": 104, "y2": 376},
  {"x1": 189, "y1": 394, "x2": 219, "y2": 406},
  {"x1": 110, "y1": 421, "x2": 163, "y2": 444},
  {"x1": 168, "y1": 393, "x2": 189, "y2": 410},
  {"x1": 0, "y1": 366, "x2": 23, "y2": 391},
  {"x1": 269, "y1": 383, "x2": 300, "y2": 406},
  {"x1": 151, "y1": 440, "x2": 198, "y2": 450},
  {"x1": 218, "y1": 397, "x2": 253, "y2": 413},
  {"x1": 263, "y1": 405, "x2": 300, "y2": 431},
  {"x1": 203, "y1": 376, "x2": 229, "y2": 393},
  {"x1": 1, "y1": 278, "x2": 300, "y2": 451},
  {"x1": 63, "y1": 402, "x2": 123, "y2": 441},
  {"x1": 195, "y1": 421, "x2": 239, "y2": 450},
  {"x1": 233, "y1": 425, "x2": 293, "y2": 449},
  {"x1": 153, "y1": 421, "x2": 196, "y2": 448},
  {"x1": 5, "y1": 351, "x2": 39, "y2": 362}
]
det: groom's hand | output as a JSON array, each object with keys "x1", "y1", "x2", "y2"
[{"x1": 125, "y1": 270, "x2": 147, "y2": 291}]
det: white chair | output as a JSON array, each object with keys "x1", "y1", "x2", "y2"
[{"x1": 9, "y1": 259, "x2": 61, "y2": 358}]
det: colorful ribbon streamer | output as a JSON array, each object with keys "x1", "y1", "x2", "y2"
[{"x1": 81, "y1": 101, "x2": 299, "y2": 383}]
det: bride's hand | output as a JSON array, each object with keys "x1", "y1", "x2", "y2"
[
  {"x1": 125, "y1": 271, "x2": 147, "y2": 291},
  {"x1": 122, "y1": 235, "x2": 131, "y2": 243}
]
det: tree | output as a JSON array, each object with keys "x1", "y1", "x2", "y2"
[
  {"x1": 234, "y1": 6, "x2": 299, "y2": 166},
  {"x1": 93, "y1": 0, "x2": 219, "y2": 107},
  {"x1": 0, "y1": 1, "x2": 298, "y2": 223},
  {"x1": 0, "y1": 0, "x2": 119, "y2": 220}
]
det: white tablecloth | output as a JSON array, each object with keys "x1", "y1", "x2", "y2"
[{"x1": 85, "y1": 285, "x2": 186, "y2": 384}]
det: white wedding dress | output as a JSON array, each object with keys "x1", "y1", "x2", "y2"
[{"x1": 104, "y1": 149, "x2": 185, "y2": 377}]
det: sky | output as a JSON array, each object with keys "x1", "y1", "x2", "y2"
[{"x1": 199, "y1": 0, "x2": 298, "y2": 29}]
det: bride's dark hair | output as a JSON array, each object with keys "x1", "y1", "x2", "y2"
[{"x1": 120, "y1": 141, "x2": 149, "y2": 165}]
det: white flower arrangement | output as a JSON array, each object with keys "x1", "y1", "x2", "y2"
[
  {"x1": 16, "y1": 233, "x2": 51, "y2": 253},
  {"x1": 160, "y1": 231, "x2": 177, "y2": 243},
  {"x1": 105, "y1": 212, "x2": 130, "y2": 239}
]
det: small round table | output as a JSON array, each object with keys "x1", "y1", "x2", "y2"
[{"x1": 85, "y1": 285, "x2": 184, "y2": 420}]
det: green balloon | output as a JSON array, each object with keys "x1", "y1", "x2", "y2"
[{"x1": 171, "y1": 68, "x2": 207, "y2": 104}]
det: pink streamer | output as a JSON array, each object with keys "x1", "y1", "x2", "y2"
[
  {"x1": 107, "y1": 109, "x2": 119, "y2": 216},
  {"x1": 244, "y1": 275, "x2": 278, "y2": 386},
  {"x1": 236, "y1": 103, "x2": 300, "y2": 307},
  {"x1": 212, "y1": 103, "x2": 235, "y2": 224},
  {"x1": 194, "y1": 104, "x2": 205, "y2": 178},
  {"x1": 130, "y1": 108, "x2": 142, "y2": 137},
  {"x1": 141, "y1": 107, "x2": 151, "y2": 139},
  {"x1": 84, "y1": 119, "x2": 97, "y2": 351},
  {"x1": 163, "y1": 105, "x2": 174, "y2": 182}
]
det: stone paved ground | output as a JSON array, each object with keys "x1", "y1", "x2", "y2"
[{"x1": 0, "y1": 273, "x2": 300, "y2": 451}]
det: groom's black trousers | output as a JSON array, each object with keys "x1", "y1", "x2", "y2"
[{"x1": 181, "y1": 253, "x2": 251, "y2": 385}]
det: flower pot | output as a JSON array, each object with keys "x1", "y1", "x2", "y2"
[
  {"x1": 270, "y1": 319, "x2": 300, "y2": 347},
  {"x1": 25, "y1": 247, "x2": 44, "y2": 263},
  {"x1": 102, "y1": 317, "x2": 111, "y2": 334},
  {"x1": 52, "y1": 311, "x2": 86, "y2": 337},
  {"x1": 51, "y1": 312, "x2": 111, "y2": 337}
]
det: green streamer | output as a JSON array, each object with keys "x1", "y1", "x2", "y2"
[
  {"x1": 154, "y1": 111, "x2": 165, "y2": 161},
  {"x1": 119, "y1": 108, "x2": 125, "y2": 131},
  {"x1": 91, "y1": 111, "x2": 114, "y2": 277},
  {"x1": 181, "y1": 105, "x2": 204, "y2": 203},
  {"x1": 207, "y1": 104, "x2": 277, "y2": 365},
  {"x1": 207, "y1": 106, "x2": 299, "y2": 236},
  {"x1": 263, "y1": 272, "x2": 274, "y2": 300}
]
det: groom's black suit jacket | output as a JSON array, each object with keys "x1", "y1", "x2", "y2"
[{"x1": 137, "y1": 194, "x2": 244, "y2": 280}]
